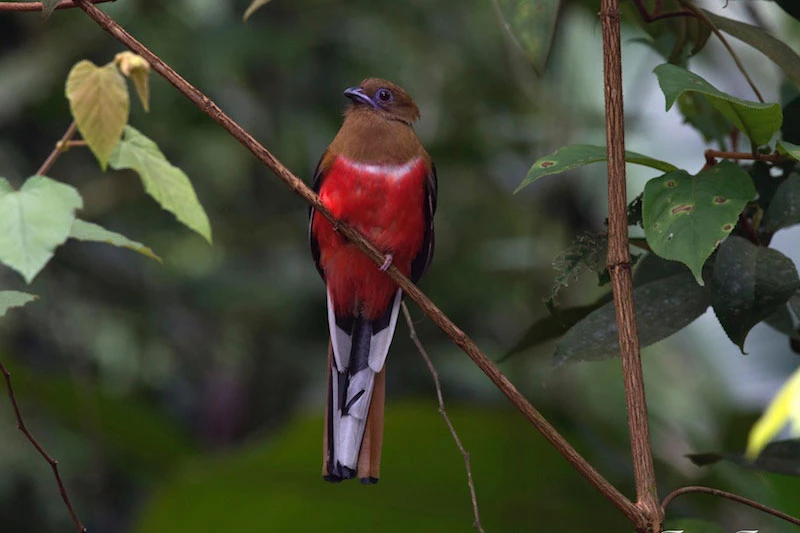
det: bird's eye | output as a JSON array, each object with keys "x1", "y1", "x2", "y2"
[{"x1": 376, "y1": 88, "x2": 393, "y2": 103}]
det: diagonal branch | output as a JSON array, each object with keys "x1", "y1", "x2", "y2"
[
  {"x1": 69, "y1": 0, "x2": 645, "y2": 524},
  {"x1": 0, "y1": 360, "x2": 86, "y2": 532},
  {"x1": 0, "y1": 0, "x2": 113, "y2": 12},
  {"x1": 599, "y1": 0, "x2": 662, "y2": 530},
  {"x1": 401, "y1": 302, "x2": 483, "y2": 533}
]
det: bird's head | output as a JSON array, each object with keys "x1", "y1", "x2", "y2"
[{"x1": 344, "y1": 78, "x2": 420, "y2": 124}]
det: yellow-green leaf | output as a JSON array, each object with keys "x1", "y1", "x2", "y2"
[
  {"x1": 0, "y1": 291, "x2": 37, "y2": 318},
  {"x1": 0, "y1": 176, "x2": 83, "y2": 283},
  {"x1": 746, "y1": 366, "x2": 800, "y2": 459},
  {"x1": 66, "y1": 60, "x2": 129, "y2": 169},
  {"x1": 109, "y1": 126, "x2": 212, "y2": 243},
  {"x1": 69, "y1": 219, "x2": 162, "y2": 262},
  {"x1": 114, "y1": 52, "x2": 151, "y2": 112},
  {"x1": 243, "y1": 0, "x2": 273, "y2": 21}
]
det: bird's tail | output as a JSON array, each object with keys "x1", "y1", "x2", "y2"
[{"x1": 323, "y1": 338, "x2": 385, "y2": 484}]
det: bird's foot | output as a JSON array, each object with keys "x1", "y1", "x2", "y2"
[{"x1": 379, "y1": 254, "x2": 394, "y2": 272}]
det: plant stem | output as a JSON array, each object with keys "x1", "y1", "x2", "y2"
[
  {"x1": 704, "y1": 149, "x2": 785, "y2": 165},
  {"x1": 599, "y1": 0, "x2": 662, "y2": 531},
  {"x1": 70, "y1": 0, "x2": 646, "y2": 523},
  {"x1": 0, "y1": 360, "x2": 86, "y2": 532},
  {"x1": 401, "y1": 302, "x2": 483, "y2": 533},
  {"x1": 36, "y1": 121, "x2": 78, "y2": 176},
  {"x1": 662, "y1": 486, "x2": 800, "y2": 527},
  {"x1": 0, "y1": 0, "x2": 113, "y2": 12}
]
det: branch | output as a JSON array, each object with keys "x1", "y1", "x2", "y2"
[
  {"x1": 69, "y1": 0, "x2": 645, "y2": 524},
  {"x1": 599, "y1": 1, "x2": 662, "y2": 531},
  {"x1": 401, "y1": 302, "x2": 483, "y2": 533},
  {"x1": 704, "y1": 149, "x2": 785, "y2": 165},
  {"x1": 679, "y1": 1, "x2": 764, "y2": 103},
  {"x1": 0, "y1": 0, "x2": 113, "y2": 12},
  {"x1": 0, "y1": 360, "x2": 86, "y2": 532},
  {"x1": 662, "y1": 486, "x2": 800, "y2": 527},
  {"x1": 36, "y1": 121, "x2": 78, "y2": 176}
]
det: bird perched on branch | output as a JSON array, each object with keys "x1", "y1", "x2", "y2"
[{"x1": 309, "y1": 78, "x2": 437, "y2": 483}]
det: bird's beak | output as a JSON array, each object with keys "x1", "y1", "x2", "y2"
[{"x1": 344, "y1": 86, "x2": 376, "y2": 108}]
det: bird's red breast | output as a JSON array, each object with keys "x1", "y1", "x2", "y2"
[{"x1": 312, "y1": 155, "x2": 429, "y2": 319}]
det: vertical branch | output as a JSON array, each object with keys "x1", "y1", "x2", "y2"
[
  {"x1": 0, "y1": 361, "x2": 86, "y2": 532},
  {"x1": 401, "y1": 303, "x2": 483, "y2": 533},
  {"x1": 599, "y1": 0, "x2": 663, "y2": 530}
]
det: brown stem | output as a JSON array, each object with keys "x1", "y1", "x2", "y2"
[
  {"x1": 36, "y1": 121, "x2": 78, "y2": 176},
  {"x1": 70, "y1": 0, "x2": 645, "y2": 524},
  {"x1": 0, "y1": 0, "x2": 113, "y2": 12},
  {"x1": 679, "y1": 1, "x2": 764, "y2": 103},
  {"x1": 0, "y1": 360, "x2": 86, "y2": 532},
  {"x1": 401, "y1": 302, "x2": 483, "y2": 533},
  {"x1": 600, "y1": 1, "x2": 662, "y2": 531},
  {"x1": 662, "y1": 486, "x2": 800, "y2": 527},
  {"x1": 705, "y1": 149, "x2": 785, "y2": 164}
]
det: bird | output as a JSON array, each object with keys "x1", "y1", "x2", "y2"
[{"x1": 309, "y1": 78, "x2": 437, "y2": 484}]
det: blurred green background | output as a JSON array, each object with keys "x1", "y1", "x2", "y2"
[{"x1": 0, "y1": 0, "x2": 799, "y2": 531}]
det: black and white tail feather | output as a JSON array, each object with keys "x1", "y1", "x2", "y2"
[{"x1": 324, "y1": 288, "x2": 402, "y2": 482}]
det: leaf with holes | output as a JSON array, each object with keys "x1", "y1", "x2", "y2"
[
  {"x1": 642, "y1": 161, "x2": 755, "y2": 285},
  {"x1": 516, "y1": 144, "x2": 676, "y2": 192},
  {"x1": 553, "y1": 271, "x2": 710, "y2": 365},
  {"x1": 0, "y1": 176, "x2": 83, "y2": 283},
  {"x1": 109, "y1": 126, "x2": 211, "y2": 243},
  {"x1": 493, "y1": 0, "x2": 561, "y2": 75},
  {"x1": 0, "y1": 292, "x2": 37, "y2": 318},
  {"x1": 70, "y1": 219, "x2": 162, "y2": 262},
  {"x1": 711, "y1": 237, "x2": 800, "y2": 351},
  {"x1": 762, "y1": 170, "x2": 800, "y2": 233},
  {"x1": 746, "y1": 366, "x2": 800, "y2": 459},
  {"x1": 654, "y1": 63, "x2": 782, "y2": 146},
  {"x1": 703, "y1": 10, "x2": 800, "y2": 90},
  {"x1": 66, "y1": 60, "x2": 129, "y2": 169}
]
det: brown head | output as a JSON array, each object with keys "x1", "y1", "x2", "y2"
[{"x1": 343, "y1": 78, "x2": 420, "y2": 125}]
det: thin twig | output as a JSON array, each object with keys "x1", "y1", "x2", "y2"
[
  {"x1": 630, "y1": 0, "x2": 692, "y2": 22},
  {"x1": 599, "y1": 1, "x2": 662, "y2": 531},
  {"x1": 401, "y1": 302, "x2": 483, "y2": 533},
  {"x1": 70, "y1": 0, "x2": 646, "y2": 524},
  {"x1": 705, "y1": 149, "x2": 785, "y2": 165},
  {"x1": 662, "y1": 486, "x2": 800, "y2": 527},
  {"x1": 36, "y1": 121, "x2": 78, "y2": 176},
  {"x1": 0, "y1": 0, "x2": 113, "y2": 12},
  {"x1": 0, "y1": 360, "x2": 86, "y2": 532},
  {"x1": 679, "y1": 1, "x2": 764, "y2": 103}
]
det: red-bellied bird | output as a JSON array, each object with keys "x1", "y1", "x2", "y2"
[{"x1": 309, "y1": 79, "x2": 437, "y2": 484}]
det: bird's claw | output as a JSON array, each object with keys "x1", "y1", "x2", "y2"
[{"x1": 379, "y1": 254, "x2": 394, "y2": 272}]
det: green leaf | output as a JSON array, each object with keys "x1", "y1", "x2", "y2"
[
  {"x1": 642, "y1": 161, "x2": 755, "y2": 285},
  {"x1": 689, "y1": 439, "x2": 800, "y2": 476},
  {"x1": 0, "y1": 176, "x2": 83, "y2": 283},
  {"x1": 653, "y1": 63, "x2": 782, "y2": 146},
  {"x1": 746, "y1": 366, "x2": 800, "y2": 459},
  {"x1": 0, "y1": 291, "x2": 37, "y2": 318},
  {"x1": 66, "y1": 60, "x2": 129, "y2": 170},
  {"x1": 516, "y1": 144, "x2": 677, "y2": 192},
  {"x1": 553, "y1": 271, "x2": 710, "y2": 365},
  {"x1": 493, "y1": 0, "x2": 561, "y2": 75},
  {"x1": 69, "y1": 219, "x2": 162, "y2": 262},
  {"x1": 42, "y1": 0, "x2": 59, "y2": 17},
  {"x1": 703, "y1": 9, "x2": 800, "y2": 90},
  {"x1": 762, "y1": 171, "x2": 800, "y2": 233},
  {"x1": 711, "y1": 237, "x2": 800, "y2": 351},
  {"x1": 109, "y1": 126, "x2": 212, "y2": 243},
  {"x1": 676, "y1": 91, "x2": 729, "y2": 146},
  {"x1": 763, "y1": 293, "x2": 800, "y2": 340},
  {"x1": 243, "y1": 0, "x2": 273, "y2": 21}
]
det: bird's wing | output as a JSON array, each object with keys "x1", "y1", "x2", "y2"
[
  {"x1": 409, "y1": 160, "x2": 437, "y2": 283},
  {"x1": 308, "y1": 152, "x2": 331, "y2": 281}
]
